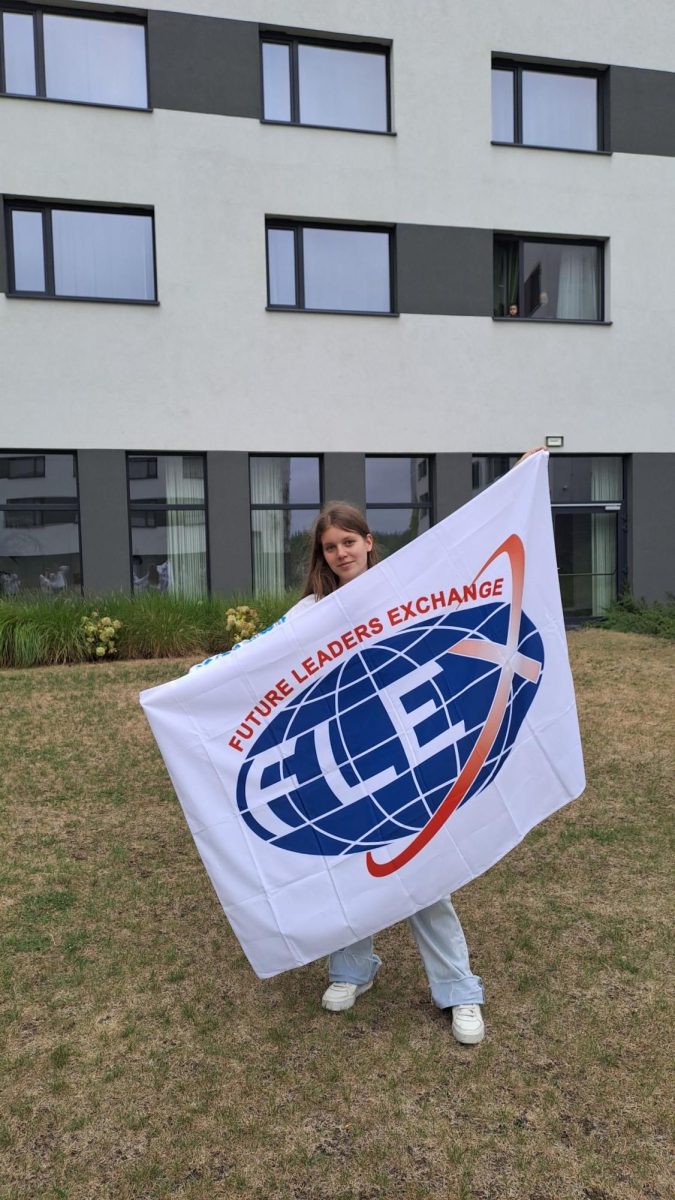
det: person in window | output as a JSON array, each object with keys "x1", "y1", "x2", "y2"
[
  {"x1": 133, "y1": 555, "x2": 149, "y2": 592},
  {"x1": 284, "y1": 502, "x2": 485, "y2": 1045},
  {"x1": 508, "y1": 303, "x2": 519, "y2": 317}
]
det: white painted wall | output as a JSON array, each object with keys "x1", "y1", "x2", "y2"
[{"x1": 1, "y1": 0, "x2": 674, "y2": 452}]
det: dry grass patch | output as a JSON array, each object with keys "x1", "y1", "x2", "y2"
[{"x1": 0, "y1": 632, "x2": 673, "y2": 1200}]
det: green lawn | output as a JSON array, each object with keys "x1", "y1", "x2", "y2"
[{"x1": 0, "y1": 630, "x2": 673, "y2": 1200}]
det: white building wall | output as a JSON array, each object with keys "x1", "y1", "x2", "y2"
[{"x1": 1, "y1": 0, "x2": 674, "y2": 453}]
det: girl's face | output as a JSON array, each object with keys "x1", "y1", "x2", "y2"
[{"x1": 320, "y1": 524, "x2": 373, "y2": 587}]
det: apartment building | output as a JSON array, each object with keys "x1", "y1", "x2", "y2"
[{"x1": 1, "y1": 0, "x2": 674, "y2": 616}]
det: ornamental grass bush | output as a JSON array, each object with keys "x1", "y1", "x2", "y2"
[
  {"x1": 0, "y1": 591, "x2": 294, "y2": 669},
  {"x1": 600, "y1": 593, "x2": 675, "y2": 640}
]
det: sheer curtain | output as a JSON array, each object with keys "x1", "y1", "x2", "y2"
[
  {"x1": 252, "y1": 459, "x2": 286, "y2": 593},
  {"x1": 556, "y1": 247, "x2": 598, "y2": 319},
  {"x1": 165, "y1": 458, "x2": 206, "y2": 597},
  {"x1": 590, "y1": 457, "x2": 621, "y2": 615}
]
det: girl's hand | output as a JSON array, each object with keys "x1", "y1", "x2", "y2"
[{"x1": 514, "y1": 446, "x2": 546, "y2": 467}]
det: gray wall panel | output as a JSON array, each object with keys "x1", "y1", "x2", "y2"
[
  {"x1": 434, "y1": 454, "x2": 474, "y2": 522},
  {"x1": 206, "y1": 451, "x2": 253, "y2": 594},
  {"x1": 78, "y1": 451, "x2": 131, "y2": 594},
  {"x1": 628, "y1": 454, "x2": 675, "y2": 602},
  {"x1": 323, "y1": 453, "x2": 366, "y2": 513},
  {"x1": 610, "y1": 67, "x2": 675, "y2": 157},
  {"x1": 148, "y1": 11, "x2": 260, "y2": 118},
  {"x1": 397, "y1": 225, "x2": 493, "y2": 317}
]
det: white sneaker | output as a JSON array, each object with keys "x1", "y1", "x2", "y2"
[
  {"x1": 321, "y1": 980, "x2": 373, "y2": 1012},
  {"x1": 451, "y1": 1003, "x2": 485, "y2": 1045}
]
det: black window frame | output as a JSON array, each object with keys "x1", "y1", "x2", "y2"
[
  {"x1": 0, "y1": 3, "x2": 150, "y2": 111},
  {"x1": 0, "y1": 448, "x2": 83, "y2": 590},
  {"x1": 4, "y1": 198, "x2": 158, "y2": 304},
  {"x1": 493, "y1": 233, "x2": 606, "y2": 324},
  {"x1": 259, "y1": 31, "x2": 392, "y2": 134},
  {"x1": 266, "y1": 219, "x2": 397, "y2": 316},
  {"x1": 491, "y1": 57, "x2": 607, "y2": 153},
  {"x1": 126, "y1": 452, "x2": 210, "y2": 594}
]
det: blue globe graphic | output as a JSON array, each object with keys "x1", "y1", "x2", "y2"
[{"x1": 236, "y1": 602, "x2": 544, "y2": 858}]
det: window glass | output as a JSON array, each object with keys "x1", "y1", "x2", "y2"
[
  {"x1": 366, "y1": 457, "x2": 429, "y2": 504},
  {"x1": 128, "y1": 455, "x2": 207, "y2": 597},
  {"x1": 11, "y1": 210, "x2": 45, "y2": 292},
  {"x1": 549, "y1": 456, "x2": 622, "y2": 503},
  {"x1": 251, "y1": 508, "x2": 318, "y2": 592},
  {"x1": 267, "y1": 228, "x2": 296, "y2": 306},
  {"x1": 128, "y1": 455, "x2": 204, "y2": 504},
  {"x1": 262, "y1": 41, "x2": 291, "y2": 121},
  {"x1": 491, "y1": 67, "x2": 513, "y2": 142},
  {"x1": 522, "y1": 241, "x2": 599, "y2": 320},
  {"x1": 130, "y1": 511, "x2": 207, "y2": 596},
  {"x1": 0, "y1": 452, "x2": 80, "y2": 593},
  {"x1": 250, "y1": 457, "x2": 320, "y2": 506},
  {"x1": 43, "y1": 14, "x2": 148, "y2": 107},
  {"x1": 3, "y1": 11, "x2": 36, "y2": 95},
  {"x1": 494, "y1": 238, "x2": 601, "y2": 321},
  {"x1": 297, "y1": 44, "x2": 387, "y2": 131},
  {"x1": 367, "y1": 508, "x2": 431, "y2": 560},
  {"x1": 52, "y1": 210, "x2": 155, "y2": 300},
  {"x1": 522, "y1": 70, "x2": 597, "y2": 150},
  {"x1": 303, "y1": 227, "x2": 390, "y2": 312},
  {"x1": 471, "y1": 455, "x2": 518, "y2": 494},
  {"x1": 554, "y1": 511, "x2": 617, "y2": 617}
]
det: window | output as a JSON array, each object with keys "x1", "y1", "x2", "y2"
[
  {"x1": 0, "y1": 454, "x2": 45, "y2": 479},
  {"x1": 491, "y1": 60, "x2": 603, "y2": 151},
  {"x1": 1, "y1": 6, "x2": 148, "y2": 108},
  {"x1": 494, "y1": 236, "x2": 603, "y2": 321},
  {"x1": 261, "y1": 35, "x2": 389, "y2": 132},
  {"x1": 6, "y1": 201, "x2": 156, "y2": 302},
  {"x1": 0, "y1": 452, "x2": 81, "y2": 593},
  {"x1": 472, "y1": 455, "x2": 624, "y2": 617},
  {"x1": 127, "y1": 455, "x2": 207, "y2": 596},
  {"x1": 250, "y1": 456, "x2": 321, "y2": 592},
  {"x1": 266, "y1": 221, "x2": 393, "y2": 314},
  {"x1": 366, "y1": 457, "x2": 432, "y2": 558}
]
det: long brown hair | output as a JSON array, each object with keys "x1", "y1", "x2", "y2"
[{"x1": 302, "y1": 502, "x2": 378, "y2": 599}]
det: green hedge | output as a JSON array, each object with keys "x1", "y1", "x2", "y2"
[
  {"x1": 600, "y1": 593, "x2": 675, "y2": 640},
  {"x1": 0, "y1": 591, "x2": 296, "y2": 669}
]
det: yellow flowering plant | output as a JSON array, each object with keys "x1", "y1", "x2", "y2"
[
  {"x1": 225, "y1": 605, "x2": 260, "y2": 646},
  {"x1": 81, "y1": 611, "x2": 122, "y2": 659}
]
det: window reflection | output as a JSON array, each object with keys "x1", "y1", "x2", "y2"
[
  {"x1": 304, "y1": 228, "x2": 390, "y2": 312},
  {"x1": 250, "y1": 456, "x2": 321, "y2": 592},
  {"x1": 43, "y1": 14, "x2": 148, "y2": 107},
  {"x1": 128, "y1": 455, "x2": 207, "y2": 597},
  {"x1": 2, "y1": 11, "x2": 37, "y2": 95},
  {"x1": 297, "y1": 44, "x2": 388, "y2": 131},
  {"x1": 52, "y1": 210, "x2": 155, "y2": 301},
  {"x1": 522, "y1": 71, "x2": 597, "y2": 151},
  {"x1": 0, "y1": 453, "x2": 81, "y2": 593},
  {"x1": 366, "y1": 457, "x2": 431, "y2": 559}
]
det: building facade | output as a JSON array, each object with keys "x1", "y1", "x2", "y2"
[{"x1": 1, "y1": 0, "x2": 674, "y2": 615}]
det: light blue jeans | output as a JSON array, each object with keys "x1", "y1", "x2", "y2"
[{"x1": 328, "y1": 896, "x2": 484, "y2": 1009}]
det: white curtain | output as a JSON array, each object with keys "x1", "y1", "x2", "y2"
[
  {"x1": 556, "y1": 247, "x2": 598, "y2": 320},
  {"x1": 251, "y1": 459, "x2": 287, "y2": 593},
  {"x1": 165, "y1": 458, "x2": 206, "y2": 598},
  {"x1": 590, "y1": 457, "x2": 621, "y2": 615}
]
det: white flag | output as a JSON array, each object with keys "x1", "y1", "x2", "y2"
[{"x1": 140, "y1": 452, "x2": 584, "y2": 978}]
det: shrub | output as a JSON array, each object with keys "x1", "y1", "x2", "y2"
[
  {"x1": 600, "y1": 593, "x2": 675, "y2": 640},
  {"x1": 0, "y1": 591, "x2": 294, "y2": 668}
]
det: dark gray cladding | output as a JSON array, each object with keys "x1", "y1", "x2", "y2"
[
  {"x1": 628, "y1": 455, "x2": 675, "y2": 603},
  {"x1": 78, "y1": 451, "x2": 131, "y2": 594},
  {"x1": 148, "y1": 10, "x2": 260, "y2": 119},
  {"x1": 609, "y1": 67, "x2": 675, "y2": 157},
  {"x1": 396, "y1": 225, "x2": 493, "y2": 317}
]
